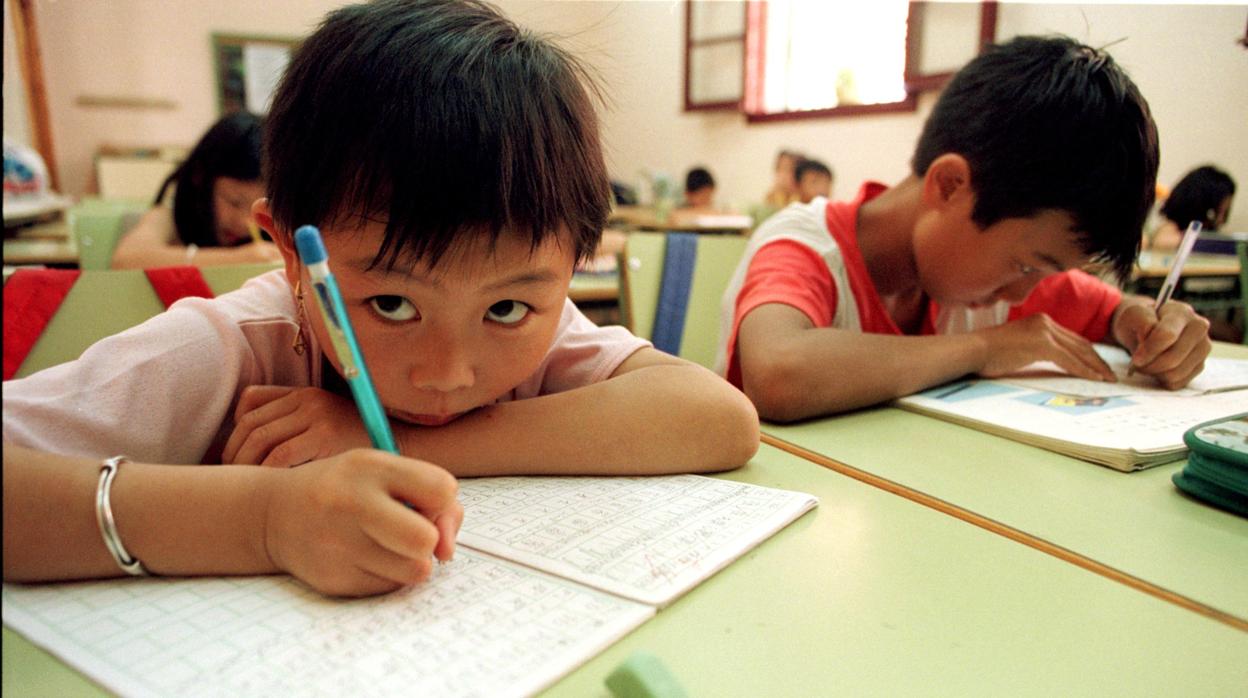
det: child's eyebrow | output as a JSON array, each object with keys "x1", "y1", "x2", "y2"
[
  {"x1": 1036, "y1": 253, "x2": 1068, "y2": 272},
  {"x1": 339, "y1": 254, "x2": 563, "y2": 291},
  {"x1": 482, "y1": 269, "x2": 563, "y2": 291}
]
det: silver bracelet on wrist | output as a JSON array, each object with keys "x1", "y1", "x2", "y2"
[{"x1": 95, "y1": 456, "x2": 149, "y2": 576}]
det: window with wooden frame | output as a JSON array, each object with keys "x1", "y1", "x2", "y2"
[
  {"x1": 683, "y1": 1, "x2": 998, "y2": 122},
  {"x1": 684, "y1": 0, "x2": 747, "y2": 111},
  {"x1": 212, "y1": 34, "x2": 301, "y2": 116}
]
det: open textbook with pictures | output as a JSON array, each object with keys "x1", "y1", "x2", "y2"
[
  {"x1": 3, "y1": 474, "x2": 817, "y2": 698},
  {"x1": 896, "y1": 345, "x2": 1248, "y2": 471}
]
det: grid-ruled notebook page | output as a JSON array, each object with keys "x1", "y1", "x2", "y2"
[
  {"x1": 458, "y1": 474, "x2": 819, "y2": 608},
  {"x1": 2, "y1": 549, "x2": 653, "y2": 698}
]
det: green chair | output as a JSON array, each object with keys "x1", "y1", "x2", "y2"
[
  {"x1": 12, "y1": 263, "x2": 281, "y2": 378},
  {"x1": 70, "y1": 198, "x2": 149, "y2": 270},
  {"x1": 619, "y1": 232, "x2": 748, "y2": 369}
]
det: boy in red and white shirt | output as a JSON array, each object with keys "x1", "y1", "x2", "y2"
[{"x1": 719, "y1": 36, "x2": 1211, "y2": 422}]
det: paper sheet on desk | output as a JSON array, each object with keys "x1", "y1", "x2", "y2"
[
  {"x1": 997, "y1": 344, "x2": 1248, "y2": 398},
  {"x1": 2, "y1": 474, "x2": 818, "y2": 698}
]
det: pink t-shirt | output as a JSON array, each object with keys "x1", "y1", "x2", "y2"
[{"x1": 2, "y1": 270, "x2": 648, "y2": 464}]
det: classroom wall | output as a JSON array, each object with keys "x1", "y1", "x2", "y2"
[
  {"x1": 574, "y1": 1, "x2": 1248, "y2": 230},
  {"x1": 4, "y1": 4, "x2": 33, "y2": 149},
  {"x1": 18, "y1": 0, "x2": 600, "y2": 200},
  {"x1": 13, "y1": 1, "x2": 1248, "y2": 231}
]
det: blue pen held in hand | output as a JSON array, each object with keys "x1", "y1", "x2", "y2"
[{"x1": 294, "y1": 225, "x2": 400, "y2": 454}]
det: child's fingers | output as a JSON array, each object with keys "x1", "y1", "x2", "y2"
[
  {"x1": 319, "y1": 568, "x2": 406, "y2": 599},
  {"x1": 358, "y1": 494, "x2": 445, "y2": 562},
  {"x1": 371, "y1": 454, "x2": 462, "y2": 561},
  {"x1": 1162, "y1": 357, "x2": 1207, "y2": 391},
  {"x1": 1129, "y1": 320, "x2": 1178, "y2": 370},
  {"x1": 258, "y1": 431, "x2": 326, "y2": 468},
  {"x1": 376, "y1": 455, "x2": 461, "y2": 521},
  {"x1": 223, "y1": 390, "x2": 303, "y2": 463},
  {"x1": 351, "y1": 540, "x2": 435, "y2": 588},
  {"x1": 1133, "y1": 323, "x2": 1211, "y2": 389},
  {"x1": 233, "y1": 385, "x2": 299, "y2": 422},
  {"x1": 1114, "y1": 301, "x2": 1157, "y2": 352},
  {"x1": 1051, "y1": 328, "x2": 1115, "y2": 381},
  {"x1": 1131, "y1": 302, "x2": 1207, "y2": 369},
  {"x1": 232, "y1": 414, "x2": 311, "y2": 466},
  {"x1": 433, "y1": 512, "x2": 462, "y2": 562}
]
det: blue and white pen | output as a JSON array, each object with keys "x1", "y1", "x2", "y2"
[
  {"x1": 294, "y1": 225, "x2": 399, "y2": 453},
  {"x1": 1152, "y1": 220, "x2": 1203, "y2": 310}
]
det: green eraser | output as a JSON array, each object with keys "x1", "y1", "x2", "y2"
[{"x1": 605, "y1": 651, "x2": 688, "y2": 698}]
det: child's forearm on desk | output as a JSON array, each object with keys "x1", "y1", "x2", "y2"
[
  {"x1": 395, "y1": 363, "x2": 760, "y2": 477},
  {"x1": 3, "y1": 444, "x2": 275, "y2": 582},
  {"x1": 740, "y1": 327, "x2": 988, "y2": 421}
]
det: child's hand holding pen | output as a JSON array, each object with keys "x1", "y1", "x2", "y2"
[
  {"x1": 261, "y1": 448, "x2": 462, "y2": 597},
  {"x1": 1111, "y1": 297, "x2": 1211, "y2": 390},
  {"x1": 1113, "y1": 221, "x2": 1212, "y2": 389}
]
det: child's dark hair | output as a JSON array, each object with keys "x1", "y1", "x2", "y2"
[
  {"x1": 1160, "y1": 165, "x2": 1236, "y2": 232},
  {"x1": 912, "y1": 35, "x2": 1158, "y2": 281},
  {"x1": 795, "y1": 158, "x2": 832, "y2": 182},
  {"x1": 686, "y1": 167, "x2": 715, "y2": 193},
  {"x1": 265, "y1": 0, "x2": 610, "y2": 269},
  {"x1": 156, "y1": 111, "x2": 263, "y2": 248}
]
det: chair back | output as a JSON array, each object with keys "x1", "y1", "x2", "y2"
[
  {"x1": 620, "y1": 232, "x2": 748, "y2": 369},
  {"x1": 9, "y1": 264, "x2": 280, "y2": 378},
  {"x1": 72, "y1": 198, "x2": 149, "y2": 270}
]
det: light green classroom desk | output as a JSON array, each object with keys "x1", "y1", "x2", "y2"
[
  {"x1": 6, "y1": 445, "x2": 1248, "y2": 696},
  {"x1": 761, "y1": 342, "x2": 1248, "y2": 630},
  {"x1": 569, "y1": 270, "x2": 620, "y2": 302}
]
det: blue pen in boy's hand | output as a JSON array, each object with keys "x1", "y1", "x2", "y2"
[{"x1": 294, "y1": 225, "x2": 400, "y2": 454}]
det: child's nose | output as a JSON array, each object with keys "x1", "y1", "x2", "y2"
[{"x1": 409, "y1": 343, "x2": 475, "y2": 393}]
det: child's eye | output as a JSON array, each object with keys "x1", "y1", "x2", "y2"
[
  {"x1": 1016, "y1": 261, "x2": 1039, "y2": 275},
  {"x1": 368, "y1": 295, "x2": 418, "y2": 321},
  {"x1": 485, "y1": 300, "x2": 530, "y2": 325}
]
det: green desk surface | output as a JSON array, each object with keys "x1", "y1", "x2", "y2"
[
  {"x1": 569, "y1": 270, "x2": 620, "y2": 303},
  {"x1": 8, "y1": 446, "x2": 1247, "y2": 696},
  {"x1": 548, "y1": 446, "x2": 1248, "y2": 696},
  {"x1": 762, "y1": 342, "x2": 1248, "y2": 624}
]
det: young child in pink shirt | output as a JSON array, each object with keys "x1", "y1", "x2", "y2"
[{"x1": 3, "y1": 0, "x2": 759, "y2": 598}]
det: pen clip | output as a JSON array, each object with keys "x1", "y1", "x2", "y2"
[{"x1": 310, "y1": 280, "x2": 360, "y2": 379}]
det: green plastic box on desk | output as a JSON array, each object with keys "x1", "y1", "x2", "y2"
[{"x1": 1173, "y1": 412, "x2": 1248, "y2": 516}]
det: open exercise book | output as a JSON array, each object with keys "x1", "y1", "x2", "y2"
[
  {"x1": 3, "y1": 474, "x2": 817, "y2": 698},
  {"x1": 897, "y1": 345, "x2": 1248, "y2": 471}
]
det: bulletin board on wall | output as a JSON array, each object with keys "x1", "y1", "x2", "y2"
[{"x1": 212, "y1": 33, "x2": 301, "y2": 116}]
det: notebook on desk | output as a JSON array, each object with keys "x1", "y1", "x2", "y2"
[
  {"x1": 3, "y1": 474, "x2": 817, "y2": 697},
  {"x1": 895, "y1": 345, "x2": 1248, "y2": 471}
]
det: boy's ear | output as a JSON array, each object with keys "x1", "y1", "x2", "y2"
[
  {"x1": 252, "y1": 198, "x2": 302, "y2": 287},
  {"x1": 921, "y1": 154, "x2": 974, "y2": 210}
]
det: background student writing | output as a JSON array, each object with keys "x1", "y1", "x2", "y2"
[
  {"x1": 716, "y1": 35, "x2": 1212, "y2": 422},
  {"x1": 110, "y1": 111, "x2": 283, "y2": 268},
  {"x1": 1148, "y1": 165, "x2": 1236, "y2": 252},
  {"x1": 3, "y1": 0, "x2": 758, "y2": 598}
]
